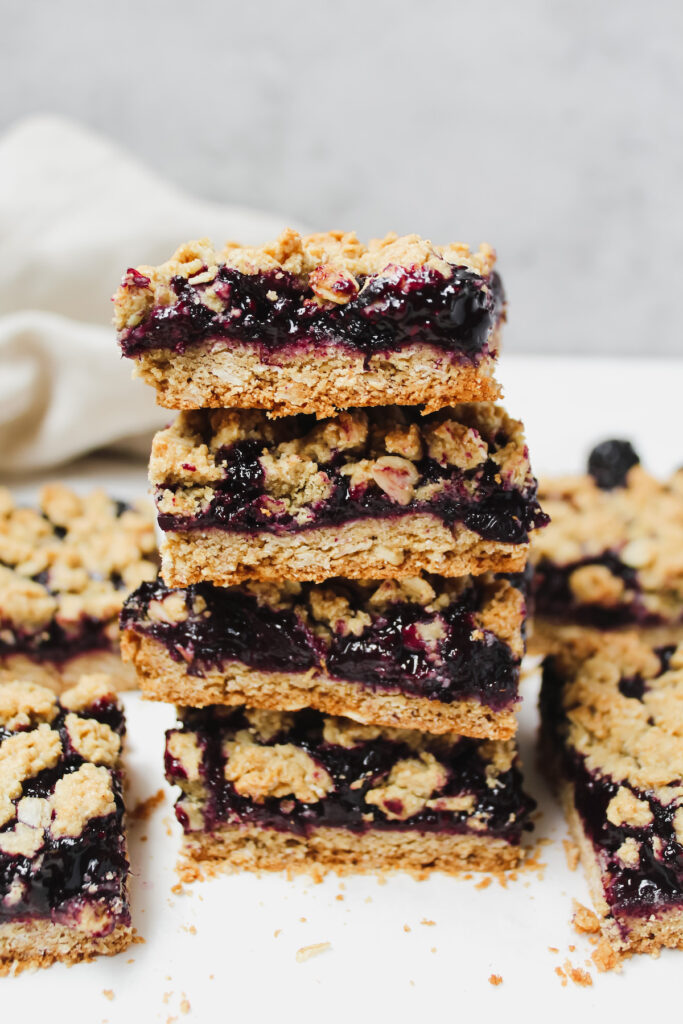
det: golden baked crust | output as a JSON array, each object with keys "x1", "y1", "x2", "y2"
[
  {"x1": 160, "y1": 517, "x2": 529, "y2": 586},
  {"x1": 114, "y1": 229, "x2": 498, "y2": 330},
  {"x1": 177, "y1": 824, "x2": 523, "y2": 881},
  {"x1": 0, "y1": 918, "x2": 133, "y2": 976},
  {"x1": 128, "y1": 341, "x2": 501, "y2": 417}
]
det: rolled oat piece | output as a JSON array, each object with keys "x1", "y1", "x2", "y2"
[
  {"x1": 0, "y1": 676, "x2": 132, "y2": 974},
  {"x1": 166, "y1": 706, "x2": 534, "y2": 878},
  {"x1": 149, "y1": 404, "x2": 546, "y2": 587},
  {"x1": 114, "y1": 230, "x2": 505, "y2": 417}
]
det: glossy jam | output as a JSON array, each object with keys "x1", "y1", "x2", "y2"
[
  {"x1": 122, "y1": 577, "x2": 521, "y2": 709},
  {"x1": 120, "y1": 265, "x2": 504, "y2": 361},
  {"x1": 166, "y1": 707, "x2": 534, "y2": 839},
  {"x1": 0, "y1": 699, "x2": 129, "y2": 929}
]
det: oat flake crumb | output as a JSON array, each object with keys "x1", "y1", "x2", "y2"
[
  {"x1": 488, "y1": 974, "x2": 503, "y2": 986},
  {"x1": 296, "y1": 941, "x2": 331, "y2": 963},
  {"x1": 420, "y1": 918, "x2": 436, "y2": 926}
]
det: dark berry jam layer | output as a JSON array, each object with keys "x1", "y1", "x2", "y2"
[
  {"x1": 166, "y1": 706, "x2": 534, "y2": 840},
  {"x1": 119, "y1": 264, "x2": 504, "y2": 362},
  {"x1": 531, "y1": 554, "x2": 671, "y2": 630},
  {"x1": 154, "y1": 407, "x2": 547, "y2": 546},
  {"x1": 122, "y1": 574, "x2": 523, "y2": 710},
  {"x1": 0, "y1": 616, "x2": 113, "y2": 665},
  {"x1": 541, "y1": 649, "x2": 683, "y2": 920},
  {"x1": 0, "y1": 694, "x2": 129, "y2": 931}
]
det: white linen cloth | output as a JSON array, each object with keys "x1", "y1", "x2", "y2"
[{"x1": 0, "y1": 116, "x2": 300, "y2": 474}]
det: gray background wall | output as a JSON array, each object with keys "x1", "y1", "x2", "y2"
[{"x1": 2, "y1": 0, "x2": 682, "y2": 356}]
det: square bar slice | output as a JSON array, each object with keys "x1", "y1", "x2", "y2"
[
  {"x1": 0, "y1": 675, "x2": 131, "y2": 973},
  {"x1": 0, "y1": 485, "x2": 158, "y2": 692},
  {"x1": 122, "y1": 573, "x2": 525, "y2": 739},
  {"x1": 530, "y1": 440, "x2": 683, "y2": 654},
  {"x1": 114, "y1": 230, "x2": 505, "y2": 418},
  {"x1": 151, "y1": 403, "x2": 547, "y2": 587},
  {"x1": 166, "y1": 707, "x2": 534, "y2": 878},
  {"x1": 540, "y1": 632, "x2": 683, "y2": 957}
]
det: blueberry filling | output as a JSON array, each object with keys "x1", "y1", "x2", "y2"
[
  {"x1": 530, "y1": 553, "x2": 666, "y2": 628},
  {"x1": 166, "y1": 707, "x2": 534, "y2": 839},
  {"x1": 587, "y1": 440, "x2": 640, "y2": 490},
  {"x1": 0, "y1": 699, "x2": 129, "y2": 929},
  {"x1": 541, "y1": 654, "x2": 683, "y2": 919},
  {"x1": 119, "y1": 265, "x2": 504, "y2": 362},
  {"x1": 122, "y1": 577, "x2": 522, "y2": 709},
  {"x1": 156, "y1": 435, "x2": 547, "y2": 546}
]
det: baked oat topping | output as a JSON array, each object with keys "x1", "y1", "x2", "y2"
[
  {"x1": 0, "y1": 485, "x2": 157, "y2": 663},
  {"x1": 114, "y1": 229, "x2": 498, "y2": 331},
  {"x1": 531, "y1": 445, "x2": 683, "y2": 627}
]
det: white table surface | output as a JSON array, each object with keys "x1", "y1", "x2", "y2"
[{"x1": 3, "y1": 354, "x2": 683, "y2": 1022}]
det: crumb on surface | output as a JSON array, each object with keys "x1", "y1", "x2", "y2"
[
  {"x1": 420, "y1": 918, "x2": 436, "y2": 926},
  {"x1": 403, "y1": 924, "x2": 411, "y2": 933},
  {"x1": 296, "y1": 941, "x2": 331, "y2": 963},
  {"x1": 102, "y1": 990, "x2": 114, "y2": 1001},
  {"x1": 563, "y1": 839, "x2": 580, "y2": 871},
  {"x1": 572, "y1": 900, "x2": 601, "y2": 935},
  {"x1": 592, "y1": 937, "x2": 622, "y2": 973},
  {"x1": 335, "y1": 893, "x2": 344, "y2": 901},
  {"x1": 274, "y1": 929, "x2": 282, "y2": 938},
  {"x1": 488, "y1": 974, "x2": 503, "y2": 986},
  {"x1": 475, "y1": 876, "x2": 492, "y2": 890},
  {"x1": 548, "y1": 946, "x2": 559, "y2": 954},
  {"x1": 171, "y1": 882, "x2": 184, "y2": 895},
  {"x1": 132, "y1": 788, "x2": 166, "y2": 820},
  {"x1": 180, "y1": 995, "x2": 191, "y2": 1015}
]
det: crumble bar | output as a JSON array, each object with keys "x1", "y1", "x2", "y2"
[
  {"x1": 165, "y1": 706, "x2": 534, "y2": 877},
  {"x1": 121, "y1": 573, "x2": 525, "y2": 739},
  {"x1": 0, "y1": 485, "x2": 158, "y2": 691},
  {"x1": 0, "y1": 675, "x2": 132, "y2": 973},
  {"x1": 530, "y1": 441, "x2": 683, "y2": 653},
  {"x1": 150, "y1": 403, "x2": 546, "y2": 586},
  {"x1": 540, "y1": 632, "x2": 683, "y2": 957},
  {"x1": 114, "y1": 230, "x2": 505, "y2": 417}
]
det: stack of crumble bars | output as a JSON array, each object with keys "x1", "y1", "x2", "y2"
[{"x1": 117, "y1": 229, "x2": 547, "y2": 877}]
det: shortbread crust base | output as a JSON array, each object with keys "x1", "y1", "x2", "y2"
[
  {"x1": 132, "y1": 339, "x2": 501, "y2": 418},
  {"x1": 160, "y1": 515, "x2": 529, "y2": 587},
  {"x1": 177, "y1": 823, "x2": 522, "y2": 881},
  {"x1": 122, "y1": 632, "x2": 517, "y2": 739},
  {"x1": 0, "y1": 919, "x2": 133, "y2": 976},
  {"x1": 556, "y1": 776, "x2": 683, "y2": 957},
  {"x1": 0, "y1": 650, "x2": 137, "y2": 693}
]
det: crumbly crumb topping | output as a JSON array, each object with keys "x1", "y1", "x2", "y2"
[
  {"x1": 552, "y1": 633, "x2": 683, "y2": 798},
  {"x1": 223, "y1": 732, "x2": 333, "y2": 803},
  {"x1": 0, "y1": 485, "x2": 157, "y2": 634},
  {"x1": 365, "y1": 753, "x2": 448, "y2": 820},
  {"x1": 0, "y1": 675, "x2": 122, "y2": 840},
  {"x1": 0, "y1": 681, "x2": 58, "y2": 729},
  {"x1": 114, "y1": 229, "x2": 497, "y2": 331},
  {"x1": 50, "y1": 763, "x2": 116, "y2": 838},
  {"x1": 532, "y1": 465, "x2": 683, "y2": 611},
  {"x1": 149, "y1": 404, "x2": 531, "y2": 514},
  {"x1": 65, "y1": 714, "x2": 121, "y2": 766},
  {"x1": 60, "y1": 674, "x2": 116, "y2": 712},
  {"x1": 0, "y1": 724, "x2": 62, "y2": 827}
]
